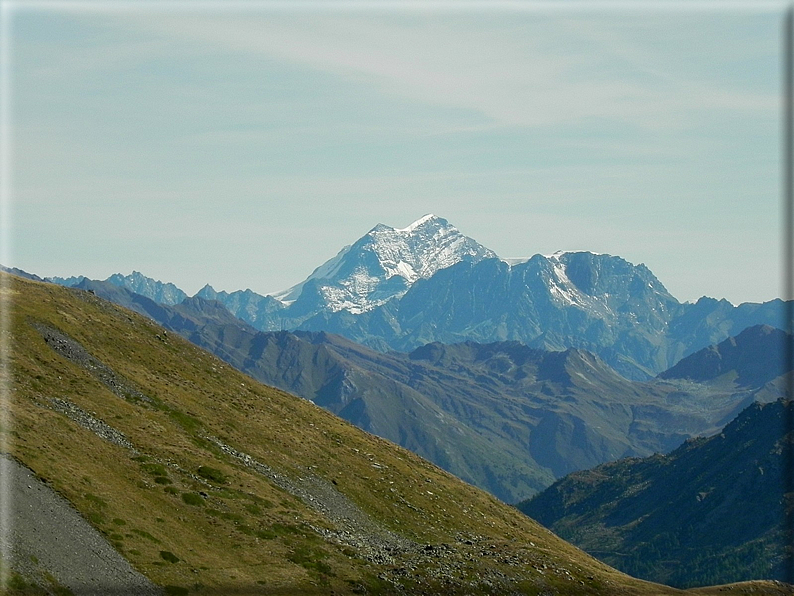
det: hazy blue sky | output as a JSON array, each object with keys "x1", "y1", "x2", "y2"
[{"x1": 3, "y1": 1, "x2": 787, "y2": 304}]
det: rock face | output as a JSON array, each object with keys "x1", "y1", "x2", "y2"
[
  {"x1": 194, "y1": 285, "x2": 285, "y2": 329},
  {"x1": 51, "y1": 271, "x2": 187, "y2": 305},
  {"x1": 105, "y1": 271, "x2": 188, "y2": 305},
  {"x1": 288, "y1": 252, "x2": 787, "y2": 379},
  {"x1": 518, "y1": 397, "x2": 794, "y2": 588}
]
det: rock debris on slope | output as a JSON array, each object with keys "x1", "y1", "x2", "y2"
[{"x1": 0, "y1": 454, "x2": 161, "y2": 596}]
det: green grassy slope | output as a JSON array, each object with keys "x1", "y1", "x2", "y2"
[{"x1": 1, "y1": 273, "x2": 788, "y2": 595}]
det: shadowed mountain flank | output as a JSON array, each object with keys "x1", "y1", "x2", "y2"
[
  {"x1": 519, "y1": 398, "x2": 794, "y2": 589},
  {"x1": 658, "y1": 324, "x2": 791, "y2": 388}
]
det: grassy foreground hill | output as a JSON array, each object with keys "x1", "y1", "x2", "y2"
[{"x1": 1, "y1": 272, "x2": 790, "y2": 595}]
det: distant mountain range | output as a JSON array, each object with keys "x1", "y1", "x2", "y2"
[
  {"x1": 518, "y1": 396, "x2": 793, "y2": 588},
  {"x1": 60, "y1": 276, "x2": 793, "y2": 504},
  {"x1": 15, "y1": 212, "x2": 794, "y2": 590},
  {"x1": 48, "y1": 214, "x2": 790, "y2": 381},
  {"x1": 50, "y1": 271, "x2": 187, "y2": 306}
]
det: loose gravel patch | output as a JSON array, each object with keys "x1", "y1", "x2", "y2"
[
  {"x1": 32, "y1": 321, "x2": 152, "y2": 404},
  {"x1": 209, "y1": 436, "x2": 414, "y2": 563},
  {"x1": 0, "y1": 454, "x2": 161, "y2": 595},
  {"x1": 48, "y1": 397, "x2": 137, "y2": 452}
]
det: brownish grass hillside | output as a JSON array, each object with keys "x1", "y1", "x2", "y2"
[{"x1": 1, "y1": 273, "x2": 790, "y2": 596}]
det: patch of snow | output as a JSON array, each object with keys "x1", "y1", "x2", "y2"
[
  {"x1": 396, "y1": 213, "x2": 437, "y2": 233},
  {"x1": 501, "y1": 257, "x2": 531, "y2": 266},
  {"x1": 548, "y1": 260, "x2": 580, "y2": 306},
  {"x1": 544, "y1": 250, "x2": 606, "y2": 259},
  {"x1": 393, "y1": 261, "x2": 416, "y2": 280}
]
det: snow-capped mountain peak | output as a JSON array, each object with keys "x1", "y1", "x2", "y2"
[
  {"x1": 273, "y1": 214, "x2": 496, "y2": 313},
  {"x1": 396, "y1": 212, "x2": 438, "y2": 232}
]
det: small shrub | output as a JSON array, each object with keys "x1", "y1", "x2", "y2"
[
  {"x1": 131, "y1": 529, "x2": 161, "y2": 543},
  {"x1": 244, "y1": 503, "x2": 262, "y2": 515},
  {"x1": 168, "y1": 410, "x2": 201, "y2": 433},
  {"x1": 181, "y1": 492, "x2": 204, "y2": 506},
  {"x1": 164, "y1": 486, "x2": 179, "y2": 494},
  {"x1": 84, "y1": 493, "x2": 107, "y2": 508},
  {"x1": 141, "y1": 463, "x2": 168, "y2": 477},
  {"x1": 87, "y1": 511, "x2": 105, "y2": 525},
  {"x1": 154, "y1": 476, "x2": 172, "y2": 485},
  {"x1": 197, "y1": 465, "x2": 228, "y2": 484},
  {"x1": 43, "y1": 573, "x2": 74, "y2": 596},
  {"x1": 271, "y1": 523, "x2": 300, "y2": 536},
  {"x1": 8, "y1": 572, "x2": 41, "y2": 593},
  {"x1": 164, "y1": 586, "x2": 189, "y2": 596},
  {"x1": 288, "y1": 545, "x2": 334, "y2": 576},
  {"x1": 160, "y1": 551, "x2": 180, "y2": 564}
]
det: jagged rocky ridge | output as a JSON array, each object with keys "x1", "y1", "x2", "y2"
[
  {"x1": 50, "y1": 216, "x2": 790, "y2": 381},
  {"x1": 50, "y1": 270, "x2": 187, "y2": 306}
]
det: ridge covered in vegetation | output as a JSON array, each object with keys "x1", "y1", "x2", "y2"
[
  {"x1": 2, "y1": 273, "x2": 790, "y2": 595},
  {"x1": 519, "y1": 398, "x2": 793, "y2": 588}
]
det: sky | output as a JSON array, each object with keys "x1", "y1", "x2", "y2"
[{"x1": 1, "y1": 0, "x2": 788, "y2": 305}]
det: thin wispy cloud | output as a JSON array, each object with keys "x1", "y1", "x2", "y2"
[
  {"x1": 124, "y1": 11, "x2": 779, "y2": 131},
  {"x1": 6, "y1": 5, "x2": 785, "y2": 303}
]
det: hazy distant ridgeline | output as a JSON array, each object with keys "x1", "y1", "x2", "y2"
[{"x1": 49, "y1": 215, "x2": 790, "y2": 382}]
